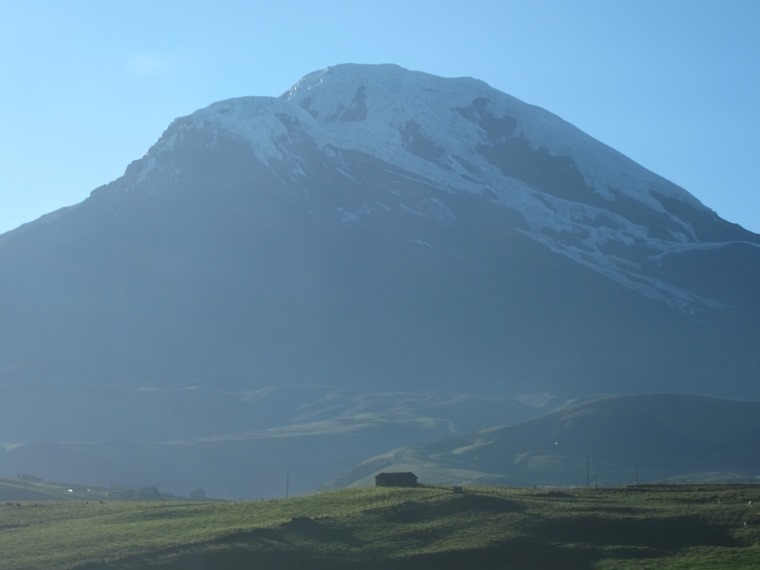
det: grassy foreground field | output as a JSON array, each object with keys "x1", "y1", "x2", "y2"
[{"x1": 1, "y1": 484, "x2": 759, "y2": 569}]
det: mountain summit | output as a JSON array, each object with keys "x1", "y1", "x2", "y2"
[
  {"x1": 114, "y1": 64, "x2": 758, "y2": 308},
  {"x1": 1, "y1": 63, "x2": 759, "y2": 398}
]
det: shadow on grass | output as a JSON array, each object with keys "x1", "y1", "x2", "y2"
[
  {"x1": 380, "y1": 493, "x2": 523, "y2": 523},
  {"x1": 74, "y1": 539, "x2": 602, "y2": 570},
  {"x1": 533, "y1": 514, "x2": 738, "y2": 550}
]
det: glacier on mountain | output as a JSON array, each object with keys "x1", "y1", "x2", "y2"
[{"x1": 119, "y1": 63, "x2": 755, "y2": 309}]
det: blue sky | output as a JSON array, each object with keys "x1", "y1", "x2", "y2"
[{"x1": 1, "y1": 0, "x2": 758, "y2": 234}]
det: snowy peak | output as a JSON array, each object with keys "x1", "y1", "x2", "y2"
[
  {"x1": 103, "y1": 64, "x2": 758, "y2": 310},
  {"x1": 164, "y1": 63, "x2": 704, "y2": 226},
  {"x1": 282, "y1": 64, "x2": 701, "y2": 207},
  {"x1": 144, "y1": 63, "x2": 697, "y2": 214},
  {"x1": 283, "y1": 63, "x2": 496, "y2": 133}
]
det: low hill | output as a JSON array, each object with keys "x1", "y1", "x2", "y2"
[
  {"x1": 2, "y1": 486, "x2": 760, "y2": 569},
  {"x1": 334, "y1": 394, "x2": 760, "y2": 488},
  {"x1": 0, "y1": 381, "x2": 539, "y2": 499}
]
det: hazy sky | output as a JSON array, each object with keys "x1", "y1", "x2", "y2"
[{"x1": 1, "y1": 0, "x2": 758, "y2": 234}]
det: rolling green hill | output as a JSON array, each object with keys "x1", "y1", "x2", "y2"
[
  {"x1": 1, "y1": 485, "x2": 760, "y2": 569},
  {"x1": 334, "y1": 394, "x2": 760, "y2": 488}
]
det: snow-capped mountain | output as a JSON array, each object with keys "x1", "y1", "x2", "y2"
[
  {"x1": 1, "y1": 63, "x2": 759, "y2": 397},
  {"x1": 0, "y1": 64, "x2": 759, "y2": 495},
  {"x1": 126, "y1": 63, "x2": 758, "y2": 309},
  {"x1": 0, "y1": 65, "x2": 760, "y2": 392}
]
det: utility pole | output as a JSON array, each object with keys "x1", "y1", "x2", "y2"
[
  {"x1": 635, "y1": 461, "x2": 638, "y2": 487},
  {"x1": 286, "y1": 473, "x2": 290, "y2": 498},
  {"x1": 586, "y1": 456, "x2": 590, "y2": 488}
]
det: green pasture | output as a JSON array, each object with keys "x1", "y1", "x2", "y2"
[{"x1": 1, "y1": 484, "x2": 759, "y2": 569}]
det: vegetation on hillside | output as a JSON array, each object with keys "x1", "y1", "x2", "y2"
[{"x1": 2, "y1": 481, "x2": 760, "y2": 569}]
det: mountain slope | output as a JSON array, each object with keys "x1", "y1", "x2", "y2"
[{"x1": 334, "y1": 394, "x2": 760, "y2": 487}]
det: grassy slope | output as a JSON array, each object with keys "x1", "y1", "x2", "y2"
[
  {"x1": 338, "y1": 394, "x2": 760, "y2": 489},
  {"x1": 1, "y1": 485, "x2": 759, "y2": 569}
]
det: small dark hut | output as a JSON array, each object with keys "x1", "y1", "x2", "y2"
[{"x1": 374, "y1": 471, "x2": 418, "y2": 487}]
